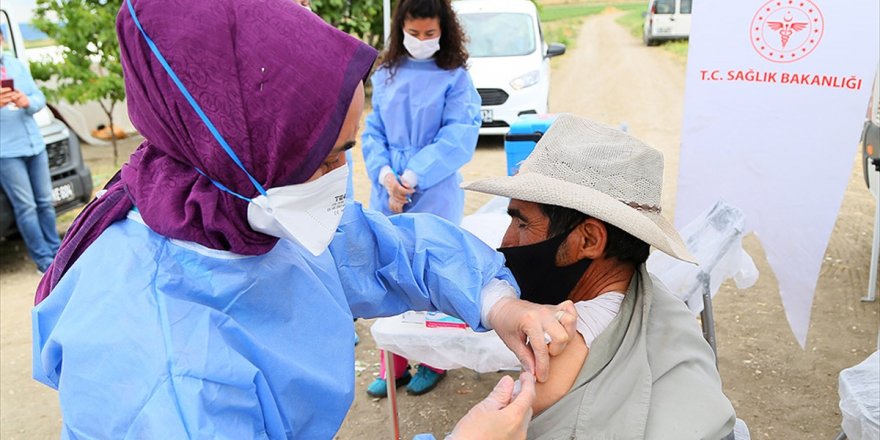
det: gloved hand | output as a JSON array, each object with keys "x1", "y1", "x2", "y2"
[
  {"x1": 383, "y1": 173, "x2": 414, "y2": 214},
  {"x1": 487, "y1": 298, "x2": 577, "y2": 383},
  {"x1": 448, "y1": 372, "x2": 536, "y2": 440}
]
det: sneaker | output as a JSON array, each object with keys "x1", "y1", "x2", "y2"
[
  {"x1": 405, "y1": 366, "x2": 446, "y2": 396},
  {"x1": 366, "y1": 369, "x2": 412, "y2": 398}
]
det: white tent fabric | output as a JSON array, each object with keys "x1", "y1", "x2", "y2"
[
  {"x1": 647, "y1": 201, "x2": 759, "y2": 316},
  {"x1": 838, "y1": 351, "x2": 880, "y2": 440}
]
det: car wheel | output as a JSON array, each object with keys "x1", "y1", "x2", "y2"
[{"x1": 643, "y1": 28, "x2": 656, "y2": 46}]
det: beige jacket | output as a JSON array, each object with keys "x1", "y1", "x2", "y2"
[{"x1": 527, "y1": 266, "x2": 736, "y2": 440}]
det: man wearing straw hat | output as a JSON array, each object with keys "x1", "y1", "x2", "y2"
[{"x1": 463, "y1": 114, "x2": 736, "y2": 439}]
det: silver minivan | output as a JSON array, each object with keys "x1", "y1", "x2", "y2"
[{"x1": 643, "y1": 0, "x2": 693, "y2": 46}]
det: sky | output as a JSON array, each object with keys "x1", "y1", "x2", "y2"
[{"x1": 3, "y1": 0, "x2": 37, "y2": 23}]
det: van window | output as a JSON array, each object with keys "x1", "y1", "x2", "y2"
[
  {"x1": 458, "y1": 13, "x2": 536, "y2": 58},
  {"x1": 680, "y1": 0, "x2": 693, "y2": 14},
  {"x1": 653, "y1": 0, "x2": 675, "y2": 14}
]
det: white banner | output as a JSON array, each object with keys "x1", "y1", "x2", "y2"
[{"x1": 676, "y1": 0, "x2": 879, "y2": 347}]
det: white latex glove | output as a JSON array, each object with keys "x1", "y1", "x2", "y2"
[
  {"x1": 487, "y1": 298, "x2": 577, "y2": 383},
  {"x1": 448, "y1": 372, "x2": 536, "y2": 440}
]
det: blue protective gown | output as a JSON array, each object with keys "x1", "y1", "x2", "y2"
[
  {"x1": 33, "y1": 201, "x2": 515, "y2": 439},
  {"x1": 361, "y1": 58, "x2": 481, "y2": 224}
]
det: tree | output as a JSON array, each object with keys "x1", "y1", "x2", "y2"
[
  {"x1": 313, "y1": 0, "x2": 386, "y2": 49},
  {"x1": 30, "y1": 0, "x2": 126, "y2": 166}
]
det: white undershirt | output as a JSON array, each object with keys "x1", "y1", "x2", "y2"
[{"x1": 575, "y1": 292, "x2": 626, "y2": 347}]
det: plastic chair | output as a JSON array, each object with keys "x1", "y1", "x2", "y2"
[
  {"x1": 646, "y1": 201, "x2": 758, "y2": 357},
  {"x1": 646, "y1": 201, "x2": 759, "y2": 440}
]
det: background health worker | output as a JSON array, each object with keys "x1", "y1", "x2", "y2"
[
  {"x1": 31, "y1": 0, "x2": 576, "y2": 437},
  {"x1": 361, "y1": 0, "x2": 483, "y2": 398}
]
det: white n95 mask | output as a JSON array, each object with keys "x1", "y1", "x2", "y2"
[
  {"x1": 247, "y1": 165, "x2": 349, "y2": 256},
  {"x1": 403, "y1": 32, "x2": 440, "y2": 60}
]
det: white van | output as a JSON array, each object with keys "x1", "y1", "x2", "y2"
[
  {"x1": 642, "y1": 0, "x2": 692, "y2": 46},
  {"x1": 453, "y1": 0, "x2": 565, "y2": 135}
]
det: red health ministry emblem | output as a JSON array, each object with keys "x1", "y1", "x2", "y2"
[{"x1": 750, "y1": 0, "x2": 824, "y2": 63}]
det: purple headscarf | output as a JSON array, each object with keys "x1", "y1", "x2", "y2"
[{"x1": 36, "y1": 0, "x2": 377, "y2": 305}]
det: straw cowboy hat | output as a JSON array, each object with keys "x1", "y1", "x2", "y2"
[{"x1": 462, "y1": 114, "x2": 696, "y2": 263}]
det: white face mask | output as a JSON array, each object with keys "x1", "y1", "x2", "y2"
[
  {"x1": 403, "y1": 32, "x2": 440, "y2": 60},
  {"x1": 247, "y1": 165, "x2": 349, "y2": 256}
]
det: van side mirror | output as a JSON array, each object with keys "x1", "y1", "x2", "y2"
[{"x1": 545, "y1": 43, "x2": 566, "y2": 59}]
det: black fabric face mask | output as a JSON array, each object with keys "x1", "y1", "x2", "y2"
[{"x1": 498, "y1": 229, "x2": 592, "y2": 305}]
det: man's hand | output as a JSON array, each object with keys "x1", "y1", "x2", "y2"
[
  {"x1": 488, "y1": 298, "x2": 577, "y2": 383},
  {"x1": 383, "y1": 173, "x2": 414, "y2": 213},
  {"x1": 449, "y1": 372, "x2": 536, "y2": 440},
  {"x1": 0, "y1": 87, "x2": 13, "y2": 106}
]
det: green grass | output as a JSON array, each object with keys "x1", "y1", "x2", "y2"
[
  {"x1": 662, "y1": 40, "x2": 689, "y2": 59},
  {"x1": 539, "y1": 2, "x2": 642, "y2": 49},
  {"x1": 615, "y1": 5, "x2": 689, "y2": 62},
  {"x1": 613, "y1": 3, "x2": 647, "y2": 12},
  {"x1": 23, "y1": 39, "x2": 56, "y2": 49},
  {"x1": 539, "y1": 2, "x2": 643, "y2": 22},
  {"x1": 540, "y1": 4, "x2": 606, "y2": 22},
  {"x1": 616, "y1": 5, "x2": 647, "y2": 37},
  {"x1": 542, "y1": 17, "x2": 583, "y2": 48}
]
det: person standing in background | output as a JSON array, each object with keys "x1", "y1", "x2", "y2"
[
  {"x1": 0, "y1": 32, "x2": 60, "y2": 274},
  {"x1": 361, "y1": 0, "x2": 482, "y2": 398}
]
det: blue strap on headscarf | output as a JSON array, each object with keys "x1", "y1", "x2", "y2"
[
  {"x1": 194, "y1": 168, "x2": 254, "y2": 202},
  {"x1": 125, "y1": 0, "x2": 265, "y2": 201}
]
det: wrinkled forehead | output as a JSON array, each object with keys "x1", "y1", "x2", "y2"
[{"x1": 507, "y1": 199, "x2": 545, "y2": 218}]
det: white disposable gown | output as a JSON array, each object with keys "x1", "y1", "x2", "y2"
[{"x1": 33, "y1": 201, "x2": 515, "y2": 439}]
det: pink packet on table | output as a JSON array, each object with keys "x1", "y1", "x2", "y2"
[{"x1": 424, "y1": 312, "x2": 469, "y2": 329}]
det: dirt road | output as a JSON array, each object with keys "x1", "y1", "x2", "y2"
[{"x1": 1, "y1": 9, "x2": 877, "y2": 440}]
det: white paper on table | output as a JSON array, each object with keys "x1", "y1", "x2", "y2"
[{"x1": 371, "y1": 314, "x2": 521, "y2": 373}]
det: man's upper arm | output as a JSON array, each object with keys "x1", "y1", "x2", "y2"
[{"x1": 533, "y1": 335, "x2": 588, "y2": 415}]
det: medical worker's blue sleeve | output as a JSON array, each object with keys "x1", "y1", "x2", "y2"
[
  {"x1": 404, "y1": 71, "x2": 481, "y2": 189},
  {"x1": 331, "y1": 201, "x2": 517, "y2": 331},
  {"x1": 361, "y1": 82, "x2": 392, "y2": 183}
]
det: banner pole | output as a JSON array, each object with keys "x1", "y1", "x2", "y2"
[{"x1": 864, "y1": 159, "x2": 879, "y2": 303}]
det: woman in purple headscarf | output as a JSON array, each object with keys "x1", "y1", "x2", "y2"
[{"x1": 31, "y1": 0, "x2": 577, "y2": 437}]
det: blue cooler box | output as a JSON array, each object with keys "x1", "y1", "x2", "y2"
[{"x1": 504, "y1": 114, "x2": 558, "y2": 176}]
